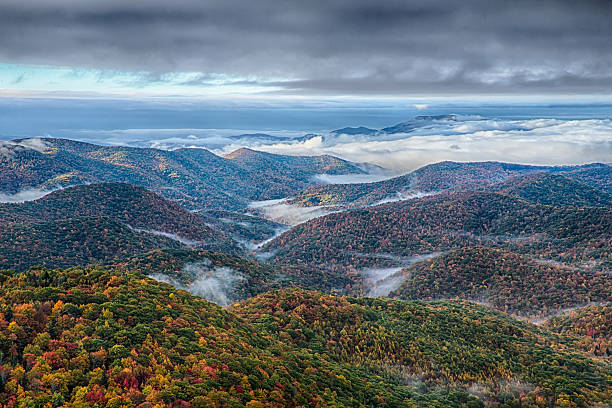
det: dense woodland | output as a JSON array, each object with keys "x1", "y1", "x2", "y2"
[
  {"x1": 543, "y1": 305, "x2": 611, "y2": 357},
  {"x1": 267, "y1": 191, "x2": 612, "y2": 272},
  {"x1": 0, "y1": 268, "x2": 608, "y2": 407},
  {"x1": 0, "y1": 183, "x2": 236, "y2": 248},
  {"x1": 487, "y1": 173, "x2": 612, "y2": 207},
  {"x1": 389, "y1": 246, "x2": 611, "y2": 318},
  {"x1": 0, "y1": 138, "x2": 610, "y2": 407},
  {"x1": 0, "y1": 216, "x2": 183, "y2": 272},
  {"x1": 235, "y1": 290, "x2": 611, "y2": 407}
]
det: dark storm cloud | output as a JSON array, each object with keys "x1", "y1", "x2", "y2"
[{"x1": 1, "y1": 0, "x2": 611, "y2": 95}]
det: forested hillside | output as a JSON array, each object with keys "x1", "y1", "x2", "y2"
[
  {"x1": 543, "y1": 305, "x2": 611, "y2": 357},
  {"x1": 389, "y1": 247, "x2": 611, "y2": 318},
  {"x1": 0, "y1": 183, "x2": 241, "y2": 271},
  {"x1": 0, "y1": 183, "x2": 233, "y2": 246},
  {"x1": 234, "y1": 289, "x2": 612, "y2": 407},
  {"x1": 0, "y1": 266, "x2": 609, "y2": 407},
  {"x1": 487, "y1": 173, "x2": 612, "y2": 207},
  {"x1": 110, "y1": 249, "x2": 357, "y2": 304},
  {"x1": 0, "y1": 217, "x2": 182, "y2": 272},
  {"x1": 267, "y1": 192, "x2": 612, "y2": 272}
]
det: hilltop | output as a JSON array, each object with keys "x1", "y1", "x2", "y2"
[{"x1": 0, "y1": 183, "x2": 239, "y2": 271}]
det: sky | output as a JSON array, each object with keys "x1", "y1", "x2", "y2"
[
  {"x1": 0, "y1": 0, "x2": 610, "y2": 170},
  {"x1": 0, "y1": 0, "x2": 611, "y2": 99}
]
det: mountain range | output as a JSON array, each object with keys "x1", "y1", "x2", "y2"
[
  {"x1": 0, "y1": 134, "x2": 610, "y2": 407},
  {"x1": 0, "y1": 138, "x2": 366, "y2": 210}
]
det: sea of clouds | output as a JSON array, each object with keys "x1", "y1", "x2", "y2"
[
  {"x1": 247, "y1": 117, "x2": 612, "y2": 171},
  {"x1": 67, "y1": 116, "x2": 612, "y2": 172}
]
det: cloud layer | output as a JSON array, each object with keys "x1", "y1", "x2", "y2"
[
  {"x1": 244, "y1": 117, "x2": 612, "y2": 171},
  {"x1": 1, "y1": 0, "x2": 611, "y2": 96}
]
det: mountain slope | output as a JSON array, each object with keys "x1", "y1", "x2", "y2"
[
  {"x1": 389, "y1": 246, "x2": 611, "y2": 318},
  {"x1": 487, "y1": 172, "x2": 612, "y2": 207},
  {"x1": 0, "y1": 265, "x2": 608, "y2": 407},
  {"x1": 562, "y1": 165, "x2": 612, "y2": 194},
  {"x1": 0, "y1": 266, "x2": 438, "y2": 407},
  {"x1": 224, "y1": 147, "x2": 365, "y2": 176},
  {"x1": 0, "y1": 138, "x2": 367, "y2": 210},
  {"x1": 0, "y1": 183, "x2": 236, "y2": 250},
  {"x1": 543, "y1": 305, "x2": 611, "y2": 357},
  {"x1": 110, "y1": 249, "x2": 281, "y2": 306},
  {"x1": 0, "y1": 216, "x2": 182, "y2": 271},
  {"x1": 110, "y1": 249, "x2": 357, "y2": 305},
  {"x1": 0, "y1": 183, "x2": 243, "y2": 271},
  {"x1": 267, "y1": 192, "x2": 612, "y2": 272},
  {"x1": 234, "y1": 289, "x2": 611, "y2": 406}
]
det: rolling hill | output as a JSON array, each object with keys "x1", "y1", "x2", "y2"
[
  {"x1": 0, "y1": 183, "x2": 235, "y2": 248},
  {"x1": 0, "y1": 183, "x2": 242, "y2": 271},
  {"x1": 266, "y1": 191, "x2": 612, "y2": 273},
  {"x1": 543, "y1": 305, "x2": 611, "y2": 357},
  {"x1": 0, "y1": 266, "x2": 424, "y2": 407},
  {"x1": 0, "y1": 216, "x2": 182, "y2": 272},
  {"x1": 562, "y1": 165, "x2": 612, "y2": 194},
  {"x1": 389, "y1": 246, "x2": 611, "y2": 318},
  {"x1": 487, "y1": 172, "x2": 612, "y2": 207},
  {"x1": 234, "y1": 289, "x2": 612, "y2": 407}
]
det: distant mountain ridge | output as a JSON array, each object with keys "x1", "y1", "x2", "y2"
[
  {"x1": 331, "y1": 126, "x2": 378, "y2": 135},
  {"x1": 0, "y1": 138, "x2": 368, "y2": 210},
  {"x1": 381, "y1": 114, "x2": 461, "y2": 134},
  {"x1": 328, "y1": 114, "x2": 465, "y2": 136},
  {"x1": 291, "y1": 161, "x2": 611, "y2": 208}
]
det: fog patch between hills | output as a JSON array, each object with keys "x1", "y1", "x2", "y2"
[
  {"x1": 313, "y1": 173, "x2": 398, "y2": 185},
  {"x1": 362, "y1": 252, "x2": 442, "y2": 297},
  {"x1": 371, "y1": 191, "x2": 437, "y2": 206},
  {"x1": 127, "y1": 226, "x2": 200, "y2": 247},
  {"x1": 248, "y1": 198, "x2": 338, "y2": 226},
  {"x1": 0, "y1": 138, "x2": 50, "y2": 156},
  {"x1": 0, "y1": 187, "x2": 58, "y2": 203},
  {"x1": 149, "y1": 261, "x2": 245, "y2": 306},
  {"x1": 528, "y1": 301, "x2": 611, "y2": 325}
]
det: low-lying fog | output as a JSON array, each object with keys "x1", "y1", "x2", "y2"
[
  {"x1": 248, "y1": 198, "x2": 337, "y2": 226},
  {"x1": 149, "y1": 261, "x2": 245, "y2": 306},
  {"x1": 362, "y1": 252, "x2": 442, "y2": 297}
]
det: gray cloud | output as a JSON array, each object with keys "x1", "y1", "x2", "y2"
[{"x1": 1, "y1": 0, "x2": 611, "y2": 96}]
